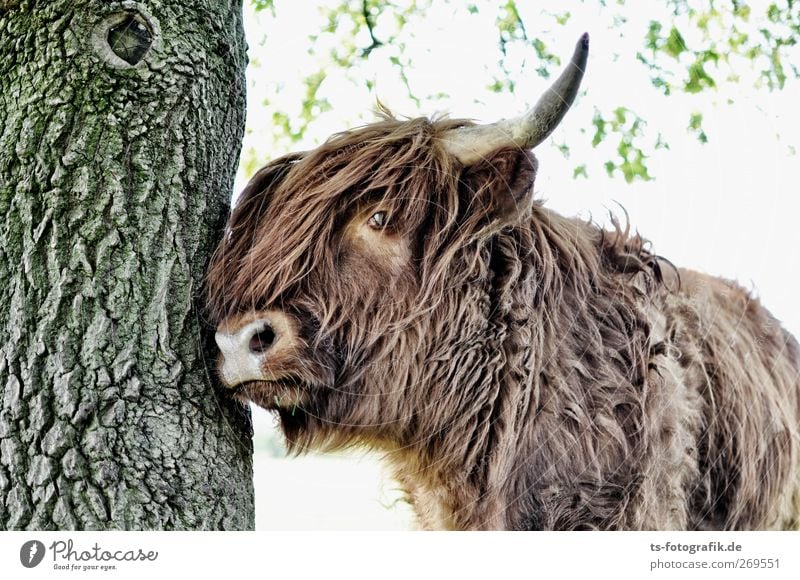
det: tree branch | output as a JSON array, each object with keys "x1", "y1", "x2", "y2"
[{"x1": 361, "y1": 0, "x2": 383, "y2": 56}]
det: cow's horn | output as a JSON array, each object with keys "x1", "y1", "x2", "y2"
[{"x1": 441, "y1": 33, "x2": 589, "y2": 165}]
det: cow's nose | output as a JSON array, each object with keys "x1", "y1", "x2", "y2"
[
  {"x1": 246, "y1": 323, "x2": 276, "y2": 354},
  {"x1": 214, "y1": 313, "x2": 292, "y2": 387}
]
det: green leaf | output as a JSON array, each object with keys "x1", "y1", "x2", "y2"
[
  {"x1": 252, "y1": 0, "x2": 276, "y2": 15},
  {"x1": 766, "y1": 3, "x2": 781, "y2": 23},
  {"x1": 594, "y1": 107, "x2": 653, "y2": 182},
  {"x1": 769, "y1": 48, "x2": 787, "y2": 89},
  {"x1": 555, "y1": 12, "x2": 571, "y2": 26},
  {"x1": 645, "y1": 21, "x2": 663, "y2": 51},
  {"x1": 619, "y1": 150, "x2": 651, "y2": 183},
  {"x1": 591, "y1": 113, "x2": 607, "y2": 147},
  {"x1": 650, "y1": 75, "x2": 672, "y2": 95},
  {"x1": 241, "y1": 147, "x2": 262, "y2": 179},
  {"x1": 733, "y1": 3, "x2": 750, "y2": 20},
  {"x1": 687, "y1": 112, "x2": 708, "y2": 143},
  {"x1": 664, "y1": 26, "x2": 687, "y2": 58},
  {"x1": 685, "y1": 59, "x2": 716, "y2": 93}
]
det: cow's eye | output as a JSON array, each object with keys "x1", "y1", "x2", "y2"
[{"x1": 367, "y1": 211, "x2": 389, "y2": 229}]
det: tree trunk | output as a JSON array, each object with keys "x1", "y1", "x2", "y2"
[{"x1": 0, "y1": 0, "x2": 254, "y2": 529}]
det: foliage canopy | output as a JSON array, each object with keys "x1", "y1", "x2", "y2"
[{"x1": 245, "y1": 0, "x2": 798, "y2": 183}]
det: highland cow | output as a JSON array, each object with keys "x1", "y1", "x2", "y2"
[{"x1": 207, "y1": 34, "x2": 800, "y2": 530}]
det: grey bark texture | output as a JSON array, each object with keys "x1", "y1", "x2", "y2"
[{"x1": 0, "y1": 0, "x2": 254, "y2": 529}]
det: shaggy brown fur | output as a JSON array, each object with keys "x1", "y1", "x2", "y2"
[{"x1": 206, "y1": 115, "x2": 800, "y2": 530}]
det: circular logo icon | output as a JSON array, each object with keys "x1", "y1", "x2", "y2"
[{"x1": 20, "y1": 540, "x2": 46, "y2": 568}]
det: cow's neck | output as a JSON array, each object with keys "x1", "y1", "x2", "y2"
[
  {"x1": 382, "y1": 209, "x2": 662, "y2": 530},
  {"x1": 380, "y1": 231, "x2": 546, "y2": 530}
]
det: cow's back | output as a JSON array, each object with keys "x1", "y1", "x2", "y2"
[{"x1": 667, "y1": 269, "x2": 800, "y2": 529}]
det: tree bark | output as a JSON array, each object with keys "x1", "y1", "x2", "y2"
[{"x1": 0, "y1": 0, "x2": 254, "y2": 529}]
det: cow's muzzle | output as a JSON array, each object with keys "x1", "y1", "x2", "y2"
[{"x1": 214, "y1": 310, "x2": 297, "y2": 388}]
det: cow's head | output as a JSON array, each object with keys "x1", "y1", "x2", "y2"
[{"x1": 206, "y1": 35, "x2": 588, "y2": 450}]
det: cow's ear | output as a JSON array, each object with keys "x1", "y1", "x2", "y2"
[
  {"x1": 458, "y1": 148, "x2": 537, "y2": 226},
  {"x1": 234, "y1": 154, "x2": 301, "y2": 211}
]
